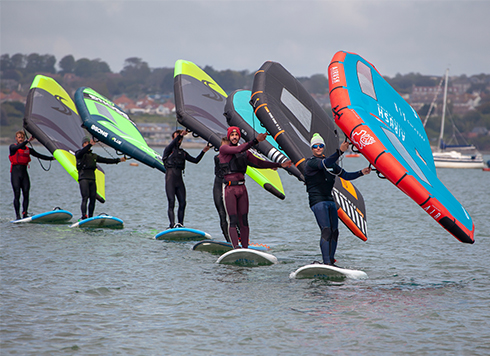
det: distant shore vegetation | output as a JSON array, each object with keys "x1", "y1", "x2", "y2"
[{"x1": 2, "y1": 53, "x2": 490, "y2": 150}]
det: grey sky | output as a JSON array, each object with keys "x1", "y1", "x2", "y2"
[{"x1": 1, "y1": 0, "x2": 489, "y2": 78}]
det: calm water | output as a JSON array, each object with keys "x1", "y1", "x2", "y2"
[{"x1": 1, "y1": 144, "x2": 489, "y2": 355}]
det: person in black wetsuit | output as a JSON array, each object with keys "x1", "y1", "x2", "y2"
[
  {"x1": 219, "y1": 126, "x2": 292, "y2": 249},
  {"x1": 304, "y1": 133, "x2": 371, "y2": 266},
  {"x1": 9, "y1": 131, "x2": 54, "y2": 220},
  {"x1": 75, "y1": 137, "x2": 126, "y2": 220},
  {"x1": 162, "y1": 130, "x2": 210, "y2": 229},
  {"x1": 213, "y1": 137, "x2": 231, "y2": 242}
]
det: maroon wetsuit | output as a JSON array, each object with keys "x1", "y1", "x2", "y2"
[{"x1": 219, "y1": 140, "x2": 281, "y2": 248}]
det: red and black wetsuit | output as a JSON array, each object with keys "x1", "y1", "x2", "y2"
[
  {"x1": 162, "y1": 134, "x2": 206, "y2": 228},
  {"x1": 9, "y1": 140, "x2": 53, "y2": 219},
  {"x1": 219, "y1": 140, "x2": 281, "y2": 248}
]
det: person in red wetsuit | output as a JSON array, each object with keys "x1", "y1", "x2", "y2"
[
  {"x1": 219, "y1": 126, "x2": 291, "y2": 249},
  {"x1": 9, "y1": 131, "x2": 54, "y2": 220}
]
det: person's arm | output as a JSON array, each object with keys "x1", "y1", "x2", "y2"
[
  {"x1": 338, "y1": 165, "x2": 371, "y2": 180},
  {"x1": 321, "y1": 150, "x2": 343, "y2": 168},
  {"x1": 219, "y1": 139, "x2": 256, "y2": 155},
  {"x1": 29, "y1": 147, "x2": 54, "y2": 161},
  {"x1": 9, "y1": 141, "x2": 28, "y2": 156},
  {"x1": 245, "y1": 151, "x2": 281, "y2": 169},
  {"x1": 162, "y1": 134, "x2": 183, "y2": 161},
  {"x1": 96, "y1": 155, "x2": 123, "y2": 164},
  {"x1": 185, "y1": 150, "x2": 204, "y2": 164},
  {"x1": 75, "y1": 144, "x2": 92, "y2": 159}
]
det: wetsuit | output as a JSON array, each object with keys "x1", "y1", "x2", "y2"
[
  {"x1": 75, "y1": 143, "x2": 121, "y2": 218},
  {"x1": 304, "y1": 150, "x2": 364, "y2": 265},
  {"x1": 213, "y1": 154, "x2": 230, "y2": 242},
  {"x1": 9, "y1": 140, "x2": 53, "y2": 219},
  {"x1": 162, "y1": 134, "x2": 205, "y2": 228},
  {"x1": 219, "y1": 139, "x2": 281, "y2": 248}
]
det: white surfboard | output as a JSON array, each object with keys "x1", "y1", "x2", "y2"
[
  {"x1": 155, "y1": 227, "x2": 211, "y2": 241},
  {"x1": 11, "y1": 209, "x2": 73, "y2": 224},
  {"x1": 289, "y1": 264, "x2": 368, "y2": 280},
  {"x1": 192, "y1": 240, "x2": 270, "y2": 254},
  {"x1": 216, "y1": 248, "x2": 277, "y2": 266},
  {"x1": 70, "y1": 215, "x2": 124, "y2": 229}
]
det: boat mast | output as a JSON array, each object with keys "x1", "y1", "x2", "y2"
[{"x1": 438, "y1": 69, "x2": 449, "y2": 151}]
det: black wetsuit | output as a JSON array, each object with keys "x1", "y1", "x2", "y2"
[
  {"x1": 304, "y1": 150, "x2": 364, "y2": 264},
  {"x1": 75, "y1": 143, "x2": 121, "y2": 218},
  {"x1": 213, "y1": 154, "x2": 230, "y2": 242},
  {"x1": 162, "y1": 134, "x2": 206, "y2": 228},
  {"x1": 9, "y1": 141, "x2": 53, "y2": 219}
]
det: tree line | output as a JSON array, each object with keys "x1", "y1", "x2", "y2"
[
  {"x1": 2, "y1": 53, "x2": 490, "y2": 150},
  {"x1": 6, "y1": 53, "x2": 489, "y2": 98}
]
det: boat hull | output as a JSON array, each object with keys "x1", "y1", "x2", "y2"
[{"x1": 433, "y1": 151, "x2": 485, "y2": 169}]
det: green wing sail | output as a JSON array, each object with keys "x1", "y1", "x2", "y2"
[{"x1": 74, "y1": 87, "x2": 166, "y2": 173}]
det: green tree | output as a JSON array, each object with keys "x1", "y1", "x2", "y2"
[
  {"x1": 25, "y1": 53, "x2": 56, "y2": 74},
  {"x1": 74, "y1": 58, "x2": 111, "y2": 77},
  {"x1": 59, "y1": 55, "x2": 75, "y2": 74},
  {"x1": 121, "y1": 57, "x2": 150, "y2": 81},
  {"x1": 1, "y1": 102, "x2": 25, "y2": 126}
]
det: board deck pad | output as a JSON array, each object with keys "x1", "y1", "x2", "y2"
[
  {"x1": 192, "y1": 240, "x2": 269, "y2": 254},
  {"x1": 289, "y1": 264, "x2": 368, "y2": 280},
  {"x1": 11, "y1": 209, "x2": 73, "y2": 224},
  {"x1": 155, "y1": 228, "x2": 211, "y2": 241},
  {"x1": 216, "y1": 249, "x2": 277, "y2": 266},
  {"x1": 70, "y1": 215, "x2": 124, "y2": 229}
]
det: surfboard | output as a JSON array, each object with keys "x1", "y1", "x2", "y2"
[
  {"x1": 289, "y1": 264, "x2": 368, "y2": 280},
  {"x1": 70, "y1": 215, "x2": 124, "y2": 229},
  {"x1": 192, "y1": 240, "x2": 270, "y2": 254},
  {"x1": 216, "y1": 249, "x2": 277, "y2": 266},
  {"x1": 155, "y1": 228, "x2": 212, "y2": 241},
  {"x1": 11, "y1": 209, "x2": 73, "y2": 224}
]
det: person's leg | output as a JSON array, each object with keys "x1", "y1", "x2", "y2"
[
  {"x1": 87, "y1": 180, "x2": 97, "y2": 218},
  {"x1": 327, "y1": 203, "x2": 340, "y2": 265},
  {"x1": 11, "y1": 171, "x2": 22, "y2": 220},
  {"x1": 236, "y1": 186, "x2": 249, "y2": 248},
  {"x1": 79, "y1": 180, "x2": 90, "y2": 219},
  {"x1": 175, "y1": 182, "x2": 186, "y2": 226},
  {"x1": 20, "y1": 172, "x2": 30, "y2": 218},
  {"x1": 165, "y1": 176, "x2": 176, "y2": 228},
  {"x1": 213, "y1": 178, "x2": 230, "y2": 242},
  {"x1": 311, "y1": 201, "x2": 332, "y2": 264},
  {"x1": 223, "y1": 185, "x2": 240, "y2": 248}
]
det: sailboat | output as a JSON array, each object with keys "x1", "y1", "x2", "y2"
[{"x1": 431, "y1": 69, "x2": 484, "y2": 169}]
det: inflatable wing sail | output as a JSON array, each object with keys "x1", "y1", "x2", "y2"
[
  {"x1": 328, "y1": 51, "x2": 474, "y2": 244},
  {"x1": 23, "y1": 75, "x2": 106, "y2": 202},
  {"x1": 251, "y1": 61, "x2": 368, "y2": 241},
  {"x1": 173, "y1": 59, "x2": 285, "y2": 200},
  {"x1": 225, "y1": 89, "x2": 304, "y2": 182},
  {"x1": 74, "y1": 87, "x2": 165, "y2": 173}
]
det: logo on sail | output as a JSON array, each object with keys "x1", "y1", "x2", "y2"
[
  {"x1": 52, "y1": 95, "x2": 71, "y2": 115},
  {"x1": 351, "y1": 129, "x2": 375, "y2": 149}
]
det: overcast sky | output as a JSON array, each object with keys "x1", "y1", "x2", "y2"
[{"x1": 1, "y1": 0, "x2": 489, "y2": 79}]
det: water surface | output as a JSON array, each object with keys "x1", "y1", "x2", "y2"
[{"x1": 1, "y1": 145, "x2": 489, "y2": 355}]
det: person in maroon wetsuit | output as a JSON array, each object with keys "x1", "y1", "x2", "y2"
[
  {"x1": 9, "y1": 130, "x2": 54, "y2": 220},
  {"x1": 219, "y1": 126, "x2": 291, "y2": 249}
]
